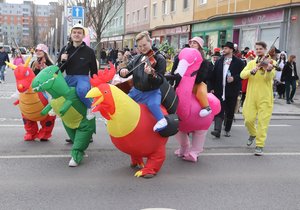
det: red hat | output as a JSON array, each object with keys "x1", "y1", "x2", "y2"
[{"x1": 245, "y1": 50, "x2": 256, "y2": 59}]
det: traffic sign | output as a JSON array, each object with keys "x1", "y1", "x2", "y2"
[{"x1": 72, "y1": 6, "x2": 84, "y2": 18}]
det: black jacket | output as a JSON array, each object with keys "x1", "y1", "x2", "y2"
[
  {"x1": 0, "y1": 51, "x2": 10, "y2": 66},
  {"x1": 281, "y1": 62, "x2": 299, "y2": 82},
  {"x1": 211, "y1": 55, "x2": 245, "y2": 99},
  {"x1": 120, "y1": 53, "x2": 166, "y2": 91},
  {"x1": 57, "y1": 42, "x2": 97, "y2": 77}
]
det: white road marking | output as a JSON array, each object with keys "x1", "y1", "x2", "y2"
[
  {"x1": 232, "y1": 124, "x2": 291, "y2": 127},
  {"x1": 0, "y1": 153, "x2": 299, "y2": 159},
  {"x1": 0, "y1": 154, "x2": 88, "y2": 159}
]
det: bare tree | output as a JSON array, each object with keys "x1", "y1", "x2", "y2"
[
  {"x1": 69, "y1": 0, "x2": 125, "y2": 58},
  {"x1": 30, "y1": 2, "x2": 38, "y2": 46}
]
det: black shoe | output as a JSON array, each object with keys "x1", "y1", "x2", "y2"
[
  {"x1": 211, "y1": 130, "x2": 220, "y2": 138},
  {"x1": 66, "y1": 138, "x2": 93, "y2": 143},
  {"x1": 290, "y1": 99, "x2": 294, "y2": 103},
  {"x1": 287, "y1": 101, "x2": 291, "y2": 104},
  {"x1": 65, "y1": 138, "x2": 73, "y2": 143}
]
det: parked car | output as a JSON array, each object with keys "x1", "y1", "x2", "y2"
[
  {"x1": 19, "y1": 47, "x2": 27, "y2": 54},
  {"x1": 3, "y1": 45, "x2": 12, "y2": 54}
]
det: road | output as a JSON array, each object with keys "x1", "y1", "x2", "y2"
[{"x1": 0, "y1": 67, "x2": 300, "y2": 210}]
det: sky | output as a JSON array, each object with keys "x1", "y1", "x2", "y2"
[{"x1": 6, "y1": 0, "x2": 58, "y2": 5}]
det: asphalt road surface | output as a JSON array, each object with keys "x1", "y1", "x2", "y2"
[{"x1": 1, "y1": 68, "x2": 300, "y2": 210}]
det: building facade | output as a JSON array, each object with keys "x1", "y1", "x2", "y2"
[
  {"x1": 124, "y1": 0, "x2": 150, "y2": 49},
  {"x1": 101, "y1": 1, "x2": 125, "y2": 50},
  {"x1": 0, "y1": 1, "x2": 57, "y2": 47},
  {"x1": 149, "y1": 0, "x2": 194, "y2": 50}
]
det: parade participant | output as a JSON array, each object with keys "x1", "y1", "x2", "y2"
[
  {"x1": 173, "y1": 47, "x2": 221, "y2": 162},
  {"x1": 115, "y1": 50, "x2": 125, "y2": 71},
  {"x1": 0, "y1": 46, "x2": 10, "y2": 83},
  {"x1": 6, "y1": 58, "x2": 56, "y2": 141},
  {"x1": 240, "y1": 50, "x2": 256, "y2": 108},
  {"x1": 58, "y1": 23, "x2": 98, "y2": 120},
  {"x1": 119, "y1": 31, "x2": 167, "y2": 132},
  {"x1": 281, "y1": 55, "x2": 298, "y2": 104},
  {"x1": 210, "y1": 41, "x2": 245, "y2": 138},
  {"x1": 188, "y1": 37, "x2": 212, "y2": 117},
  {"x1": 31, "y1": 44, "x2": 54, "y2": 75},
  {"x1": 240, "y1": 41, "x2": 276, "y2": 155},
  {"x1": 13, "y1": 52, "x2": 24, "y2": 66}
]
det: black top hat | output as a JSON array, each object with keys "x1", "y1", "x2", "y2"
[{"x1": 222, "y1": 41, "x2": 235, "y2": 50}]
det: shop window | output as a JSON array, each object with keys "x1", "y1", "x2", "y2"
[{"x1": 219, "y1": 30, "x2": 226, "y2": 47}]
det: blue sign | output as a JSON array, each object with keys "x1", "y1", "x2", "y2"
[{"x1": 72, "y1": 6, "x2": 84, "y2": 18}]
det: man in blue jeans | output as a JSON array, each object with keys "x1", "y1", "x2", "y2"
[
  {"x1": 0, "y1": 46, "x2": 10, "y2": 83},
  {"x1": 58, "y1": 24, "x2": 98, "y2": 120}
]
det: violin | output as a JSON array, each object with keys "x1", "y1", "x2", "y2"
[{"x1": 142, "y1": 49, "x2": 157, "y2": 68}]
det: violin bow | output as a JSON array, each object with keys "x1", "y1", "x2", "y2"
[{"x1": 126, "y1": 50, "x2": 159, "y2": 75}]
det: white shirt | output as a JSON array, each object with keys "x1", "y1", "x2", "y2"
[{"x1": 222, "y1": 57, "x2": 232, "y2": 100}]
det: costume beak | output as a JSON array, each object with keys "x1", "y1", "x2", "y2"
[
  {"x1": 86, "y1": 87, "x2": 103, "y2": 107},
  {"x1": 175, "y1": 59, "x2": 189, "y2": 77}
]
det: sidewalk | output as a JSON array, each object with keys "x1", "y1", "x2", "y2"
[{"x1": 236, "y1": 86, "x2": 300, "y2": 118}]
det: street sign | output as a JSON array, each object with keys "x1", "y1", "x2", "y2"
[
  {"x1": 72, "y1": 6, "x2": 84, "y2": 18},
  {"x1": 72, "y1": 18, "x2": 83, "y2": 26}
]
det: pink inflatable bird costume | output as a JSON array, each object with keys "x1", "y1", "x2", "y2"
[{"x1": 174, "y1": 48, "x2": 221, "y2": 162}]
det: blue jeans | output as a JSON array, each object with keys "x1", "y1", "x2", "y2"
[
  {"x1": 0, "y1": 65, "x2": 5, "y2": 81},
  {"x1": 285, "y1": 80, "x2": 296, "y2": 102},
  {"x1": 65, "y1": 75, "x2": 92, "y2": 108},
  {"x1": 128, "y1": 87, "x2": 164, "y2": 121}
]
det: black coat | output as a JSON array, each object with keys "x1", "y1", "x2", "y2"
[
  {"x1": 210, "y1": 56, "x2": 245, "y2": 100},
  {"x1": 120, "y1": 53, "x2": 166, "y2": 91},
  {"x1": 281, "y1": 62, "x2": 299, "y2": 82}
]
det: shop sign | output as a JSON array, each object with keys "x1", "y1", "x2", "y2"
[{"x1": 234, "y1": 9, "x2": 283, "y2": 26}]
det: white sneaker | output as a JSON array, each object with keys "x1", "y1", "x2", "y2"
[
  {"x1": 86, "y1": 108, "x2": 95, "y2": 120},
  {"x1": 48, "y1": 109, "x2": 56, "y2": 116},
  {"x1": 199, "y1": 107, "x2": 212, "y2": 117},
  {"x1": 153, "y1": 118, "x2": 168, "y2": 132},
  {"x1": 68, "y1": 158, "x2": 78, "y2": 167}
]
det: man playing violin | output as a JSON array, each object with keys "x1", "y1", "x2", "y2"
[
  {"x1": 240, "y1": 41, "x2": 276, "y2": 156},
  {"x1": 119, "y1": 31, "x2": 167, "y2": 132}
]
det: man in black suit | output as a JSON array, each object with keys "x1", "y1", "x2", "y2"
[{"x1": 210, "y1": 42, "x2": 245, "y2": 137}]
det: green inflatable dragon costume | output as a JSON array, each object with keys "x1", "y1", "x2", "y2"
[{"x1": 32, "y1": 65, "x2": 96, "y2": 167}]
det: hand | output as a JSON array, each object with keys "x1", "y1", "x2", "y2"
[
  {"x1": 61, "y1": 53, "x2": 68, "y2": 61},
  {"x1": 144, "y1": 63, "x2": 154, "y2": 75},
  {"x1": 266, "y1": 63, "x2": 274, "y2": 72},
  {"x1": 227, "y1": 76, "x2": 234, "y2": 83},
  {"x1": 120, "y1": 68, "x2": 129, "y2": 77},
  {"x1": 251, "y1": 67, "x2": 259, "y2": 75}
]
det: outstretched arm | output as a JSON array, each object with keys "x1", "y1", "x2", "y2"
[{"x1": 41, "y1": 104, "x2": 52, "y2": 116}]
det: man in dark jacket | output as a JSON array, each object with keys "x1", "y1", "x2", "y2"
[
  {"x1": 210, "y1": 42, "x2": 245, "y2": 137},
  {"x1": 58, "y1": 24, "x2": 98, "y2": 120},
  {"x1": 120, "y1": 31, "x2": 167, "y2": 132},
  {"x1": 0, "y1": 46, "x2": 10, "y2": 83}
]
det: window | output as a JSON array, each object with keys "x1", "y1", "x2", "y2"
[
  {"x1": 115, "y1": 17, "x2": 118, "y2": 27},
  {"x1": 132, "y1": 11, "x2": 135, "y2": 23},
  {"x1": 126, "y1": 14, "x2": 130, "y2": 25},
  {"x1": 153, "y1": 3, "x2": 157, "y2": 18},
  {"x1": 137, "y1": 10, "x2": 140, "y2": 22},
  {"x1": 162, "y1": 0, "x2": 167, "y2": 15},
  {"x1": 183, "y1": 0, "x2": 189, "y2": 9},
  {"x1": 199, "y1": 0, "x2": 207, "y2": 4},
  {"x1": 144, "y1": 7, "x2": 148, "y2": 20},
  {"x1": 120, "y1": 16, "x2": 123, "y2": 26},
  {"x1": 171, "y1": 0, "x2": 176, "y2": 12}
]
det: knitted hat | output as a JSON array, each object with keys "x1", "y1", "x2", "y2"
[
  {"x1": 35, "y1": 44, "x2": 49, "y2": 54},
  {"x1": 189, "y1": 37, "x2": 204, "y2": 49}
]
